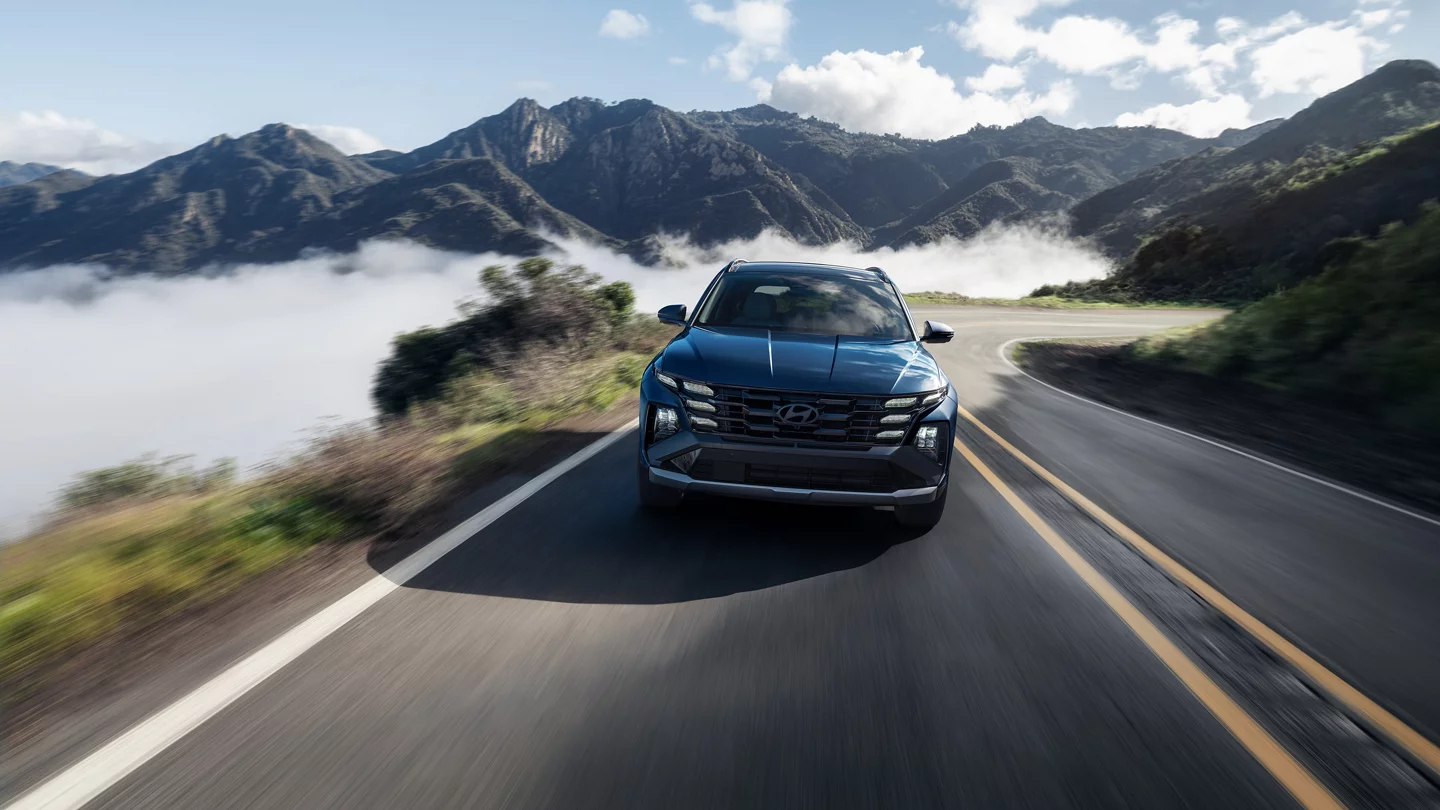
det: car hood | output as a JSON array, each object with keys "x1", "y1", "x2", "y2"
[{"x1": 658, "y1": 326, "x2": 945, "y2": 395}]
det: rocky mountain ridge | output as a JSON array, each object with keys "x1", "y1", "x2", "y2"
[{"x1": 1, "y1": 60, "x2": 1436, "y2": 275}]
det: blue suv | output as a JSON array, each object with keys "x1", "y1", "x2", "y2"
[{"x1": 637, "y1": 259, "x2": 957, "y2": 529}]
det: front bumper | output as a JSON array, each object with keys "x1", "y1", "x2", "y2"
[
  {"x1": 647, "y1": 464, "x2": 942, "y2": 506},
  {"x1": 641, "y1": 414, "x2": 951, "y2": 507}
]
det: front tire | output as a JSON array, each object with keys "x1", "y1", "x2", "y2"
[
  {"x1": 637, "y1": 457, "x2": 683, "y2": 509},
  {"x1": 894, "y1": 481, "x2": 947, "y2": 529}
]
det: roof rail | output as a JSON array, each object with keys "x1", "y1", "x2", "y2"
[
  {"x1": 723, "y1": 258, "x2": 747, "y2": 272},
  {"x1": 863, "y1": 265, "x2": 891, "y2": 281}
]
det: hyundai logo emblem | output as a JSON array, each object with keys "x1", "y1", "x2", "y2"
[{"x1": 776, "y1": 403, "x2": 821, "y2": 427}]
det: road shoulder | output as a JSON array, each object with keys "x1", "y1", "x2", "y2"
[{"x1": 1015, "y1": 339, "x2": 1440, "y2": 517}]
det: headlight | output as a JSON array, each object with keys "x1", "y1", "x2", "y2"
[
  {"x1": 682, "y1": 380, "x2": 715, "y2": 397},
  {"x1": 876, "y1": 429, "x2": 905, "y2": 440},
  {"x1": 887, "y1": 387, "x2": 945, "y2": 410},
  {"x1": 880, "y1": 414, "x2": 909, "y2": 424},
  {"x1": 690, "y1": 416, "x2": 718, "y2": 430},
  {"x1": 652, "y1": 406, "x2": 679, "y2": 442},
  {"x1": 913, "y1": 424, "x2": 944, "y2": 461},
  {"x1": 685, "y1": 399, "x2": 716, "y2": 413},
  {"x1": 655, "y1": 370, "x2": 678, "y2": 389}
]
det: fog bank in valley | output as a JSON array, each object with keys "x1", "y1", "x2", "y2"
[{"x1": 0, "y1": 225, "x2": 1109, "y2": 536}]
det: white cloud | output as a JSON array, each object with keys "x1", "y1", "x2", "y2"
[
  {"x1": 291, "y1": 123, "x2": 387, "y2": 155},
  {"x1": 1184, "y1": 11, "x2": 1307, "y2": 96},
  {"x1": 669, "y1": 56, "x2": 690, "y2": 66},
  {"x1": 1358, "y1": 8, "x2": 1394, "y2": 28},
  {"x1": 1036, "y1": 16, "x2": 1148, "y2": 74},
  {"x1": 965, "y1": 63, "x2": 1027, "y2": 92},
  {"x1": 1147, "y1": 15, "x2": 1204, "y2": 72},
  {"x1": 1250, "y1": 22, "x2": 1377, "y2": 98},
  {"x1": 1354, "y1": 0, "x2": 1409, "y2": 32},
  {"x1": 1115, "y1": 94, "x2": 1254, "y2": 137},
  {"x1": 949, "y1": 7, "x2": 1228, "y2": 88},
  {"x1": 690, "y1": 0, "x2": 793, "y2": 81},
  {"x1": 767, "y1": 47, "x2": 1074, "y2": 139},
  {"x1": 947, "y1": 0, "x2": 1074, "y2": 62},
  {"x1": 1243, "y1": 11, "x2": 1310, "y2": 41},
  {"x1": 946, "y1": 1, "x2": 1405, "y2": 103},
  {"x1": 599, "y1": 9, "x2": 652, "y2": 39},
  {"x1": 0, "y1": 110, "x2": 180, "y2": 175}
]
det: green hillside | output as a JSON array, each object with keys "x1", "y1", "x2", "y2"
[
  {"x1": 1129, "y1": 204, "x2": 1440, "y2": 434},
  {"x1": 1049, "y1": 121, "x2": 1440, "y2": 303}
]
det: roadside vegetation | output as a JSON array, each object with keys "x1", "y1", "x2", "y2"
[
  {"x1": 0, "y1": 258, "x2": 670, "y2": 693},
  {"x1": 903, "y1": 291, "x2": 1207, "y2": 309},
  {"x1": 1122, "y1": 205, "x2": 1440, "y2": 436}
]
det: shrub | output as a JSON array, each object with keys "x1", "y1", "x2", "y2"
[
  {"x1": 373, "y1": 258, "x2": 638, "y2": 415},
  {"x1": 59, "y1": 455, "x2": 237, "y2": 511},
  {"x1": 1135, "y1": 202, "x2": 1440, "y2": 434},
  {"x1": 265, "y1": 424, "x2": 453, "y2": 534}
]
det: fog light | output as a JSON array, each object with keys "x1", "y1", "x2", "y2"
[
  {"x1": 682, "y1": 380, "x2": 715, "y2": 397},
  {"x1": 653, "y1": 407, "x2": 679, "y2": 441},
  {"x1": 885, "y1": 397, "x2": 917, "y2": 408},
  {"x1": 691, "y1": 416, "x2": 718, "y2": 430},
  {"x1": 656, "y1": 370, "x2": 678, "y2": 389},
  {"x1": 880, "y1": 414, "x2": 909, "y2": 424},
  {"x1": 876, "y1": 429, "x2": 905, "y2": 440},
  {"x1": 914, "y1": 425, "x2": 941, "y2": 460},
  {"x1": 685, "y1": 399, "x2": 716, "y2": 413}
]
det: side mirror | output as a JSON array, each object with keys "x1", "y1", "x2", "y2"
[
  {"x1": 920, "y1": 320, "x2": 954, "y2": 344},
  {"x1": 657, "y1": 304, "x2": 688, "y2": 326}
]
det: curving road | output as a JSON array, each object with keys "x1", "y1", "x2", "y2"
[{"x1": 11, "y1": 307, "x2": 1440, "y2": 810}]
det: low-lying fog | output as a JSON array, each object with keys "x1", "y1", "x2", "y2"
[{"x1": 0, "y1": 226, "x2": 1110, "y2": 537}]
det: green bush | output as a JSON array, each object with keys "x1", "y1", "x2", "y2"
[
  {"x1": 1135, "y1": 203, "x2": 1440, "y2": 434},
  {"x1": 373, "y1": 258, "x2": 637, "y2": 415},
  {"x1": 59, "y1": 455, "x2": 237, "y2": 510},
  {"x1": 613, "y1": 355, "x2": 647, "y2": 387}
]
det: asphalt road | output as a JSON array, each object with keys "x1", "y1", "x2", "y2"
[{"x1": 22, "y1": 307, "x2": 1440, "y2": 809}]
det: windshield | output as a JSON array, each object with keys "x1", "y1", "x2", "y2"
[{"x1": 694, "y1": 271, "x2": 914, "y2": 340}]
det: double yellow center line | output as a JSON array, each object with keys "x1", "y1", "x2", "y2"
[{"x1": 952, "y1": 403, "x2": 1440, "y2": 810}]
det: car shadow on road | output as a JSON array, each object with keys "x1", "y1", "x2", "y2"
[{"x1": 381, "y1": 434, "x2": 924, "y2": 605}]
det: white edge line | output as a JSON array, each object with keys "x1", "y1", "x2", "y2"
[
  {"x1": 999, "y1": 336, "x2": 1440, "y2": 530},
  {"x1": 7, "y1": 420, "x2": 639, "y2": 810}
]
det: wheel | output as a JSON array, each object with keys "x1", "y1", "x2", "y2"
[
  {"x1": 637, "y1": 457, "x2": 683, "y2": 509},
  {"x1": 894, "y1": 481, "x2": 947, "y2": 529}
]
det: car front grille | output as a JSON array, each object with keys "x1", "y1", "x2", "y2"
[{"x1": 688, "y1": 383, "x2": 938, "y2": 446}]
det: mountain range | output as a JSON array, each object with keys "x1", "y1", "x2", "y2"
[
  {"x1": 0, "y1": 161, "x2": 71, "y2": 188},
  {"x1": 1, "y1": 60, "x2": 1437, "y2": 277}
]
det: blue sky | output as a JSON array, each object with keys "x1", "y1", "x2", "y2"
[{"x1": 1, "y1": 0, "x2": 1434, "y2": 171}]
